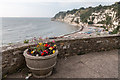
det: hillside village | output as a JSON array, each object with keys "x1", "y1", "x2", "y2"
[{"x1": 53, "y1": 2, "x2": 120, "y2": 34}]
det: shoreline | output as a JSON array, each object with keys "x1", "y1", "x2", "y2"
[
  {"x1": 1, "y1": 19, "x2": 81, "y2": 47},
  {"x1": 1, "y1": 19, "x2": 119, "y2": 49},
  {"x1": 1, "y1": 21, "x2": 82, "y2": 48},
  {"x1": 53, "y1": 19, "x2": 119, "y2": 39},
  {"x1": 57, "y1": 26, "x2": 84, "y2": 38},
  {"x1": 52, "y1": 19, "x2": 85, "y2": 38}
]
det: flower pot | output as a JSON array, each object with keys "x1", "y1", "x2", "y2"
[{"x1": 23, "y1": 49, "x2": 58, "y2": 78}]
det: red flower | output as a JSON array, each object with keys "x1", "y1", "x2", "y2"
[
  {"x1": 48, "y1": 44, "x2": 50, "y2": 47},
  {"x1": 46, "y1": 51, "x2": 48, "y2": 54},
  {"x1": 41, "y1": 53, "x2": 44, "y2": 56},
  {"x1": 43, "y1": 50, "x2": 47, "y2": 52},
  {"x1": 43, "y1": 50, "x2": 48, "y2": 54},
  {"x1": 51, "y1": 47, "x2": 53, "y2": 49},
  {"x1": 45, "y1": 44, "x2": 48, "y2": 47}
]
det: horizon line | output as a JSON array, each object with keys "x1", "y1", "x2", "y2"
[{"x1": 1, "y1": 16, "x2": 53, "y2": 18}]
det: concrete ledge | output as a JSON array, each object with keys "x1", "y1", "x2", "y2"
[
  {"x1": 5, "y1": 49, "x2": 118, "y2": 78},
  {"x1": 2, "y1": 35, "x2": 120, "y2": 77}
]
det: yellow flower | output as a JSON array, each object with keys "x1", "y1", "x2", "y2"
[
  {"x1": 36, "y1": 45, "x2": 39, "y2": 47},
  {"x1": 49, "y1": 47, "x2": 53, "y2": 50},
  {"x1": 53, "y1": 50, "x2": 55, "y2": 54},
  {"x1": 54, "y1": 44, "x2": 56, "y2": 47},
  {"x1": 31, "y1": 51, "x2": 34, "y2": 54},
  {"x1": 39, "y1": 43, "x2": 42, "y2": 45},
  {"x1": 44, "y1": 44, "x2": 46, "y2": 46}
]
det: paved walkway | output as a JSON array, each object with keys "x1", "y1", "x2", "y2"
[{"x1": 5, "y1": 49, "x2": 118, "y2": 78}]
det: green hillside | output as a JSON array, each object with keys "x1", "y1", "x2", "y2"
[{"x1": 53, "y1": 2, "x2": 120, "y2": 34}]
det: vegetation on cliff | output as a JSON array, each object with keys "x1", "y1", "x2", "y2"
[{"x1": 53, "y1": 2, "x2": 120, "y2": 34}]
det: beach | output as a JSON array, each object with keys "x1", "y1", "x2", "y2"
[
  {"x1": 55, "y1": 22, "x2": 111, "y2": 39},
  {"x1": 61, "y1": 25, "x2": 112, "y2": 39}
]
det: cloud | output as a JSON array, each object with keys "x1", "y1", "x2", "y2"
[
  {"x1": 1, "y1": 0, "x2": 119, "y2": 3},
  {"x1": 0, "y1": 0, "x2": 119, "y2": 17}
]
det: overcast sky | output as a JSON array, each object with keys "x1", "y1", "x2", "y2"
[{"x1": 0, "y1": 0, "x2": 119, "y2": 17}]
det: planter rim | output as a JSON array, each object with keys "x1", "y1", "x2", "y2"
[{"x1": 23, "y1": 49, "x2": 58, "y2": 60}]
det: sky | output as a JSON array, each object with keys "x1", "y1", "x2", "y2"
[{"x1": 0, "y1": 0, "x2": 119, "y2": 17}]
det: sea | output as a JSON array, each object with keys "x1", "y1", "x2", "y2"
[{"x1": 1, "y1": 17, "x2": 79, "y2": 46}]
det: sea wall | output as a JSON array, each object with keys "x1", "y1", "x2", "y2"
[{"x1": 2, "y1": 35, "x2": 120, "y2": 77}]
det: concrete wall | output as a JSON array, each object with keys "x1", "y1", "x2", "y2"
[{"x1": 2, "y1": 35, "x2": 120, "y2": 77}]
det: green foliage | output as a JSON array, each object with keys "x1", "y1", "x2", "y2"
[
  {"x1": 84, "y1": 19, "x2": 88, "y2": 23},
  {"x1": 111, "y1": 26, "x2": 120, "y2": 34},
  {"x1": 79, "y1": 7, "x2": 85, "y2": 10},
  {"x1": 117, "y1": 2, "x2": 120, "y2": 18},
  {"x1": 97, "y1": 21, "x2": 106, "y2": 24},
  {"x1": 78, "y1": 2, "x2": 118, "y2": 23},
  {"x1": 8, "y1": 43, "x2": 13, "y2": 45},
  {"x1": 80, "y1": 8, "x2": 94, "y2": 23},
  {"x1": 53, "y1": 1, "x2": 119, "y2": 25},
  {"x1": 111, "y1": 29, "x2": 118, "y2": 34},
  {"x1": 100, "y1": 26, "x2": 106, "y2": 29},
  {"x1": 24, "y1": 40, "x2": 29, "y2": 44},
  {"x1": 88, "y1": 6, "x2": 92, "y2": 8},
  {"x1": 27, "y1": 41, "x2": 57, "y2": 56},
  {"x1": 98, "y1": 26, "x2": 108, "y2": 31},
  {"x1": 106, "y1": 16, "x2": 111, "y2": 25},
  {"x1": 93, "y1": 4, "x2": 103, "y2": 12},
  {"x1": 105, "y1": 29, "x2": 108, "y2": 31},
  {"x1": 54, "y1": 11, "x2": 66, "y2": 19},
  {"x1": 88, "y1": 21, "x2": 93, "y2": 24},
  {"x1": 92, "y1": 17, "x2": 95, "y2": 21},
  {"x1": 66, "y1": 9, "x2": 78, "y2": 14},
  {"x1": 113, "y1": 2, "x2": 120, "y2": 18}
]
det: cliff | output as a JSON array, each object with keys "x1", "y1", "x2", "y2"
[{"x1": 53, "y1": 2, "x2": 120, "y2": 34}]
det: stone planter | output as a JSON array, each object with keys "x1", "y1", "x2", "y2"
[{"x1": 23, "y1": 49, "x2": 58, "y2": 78}]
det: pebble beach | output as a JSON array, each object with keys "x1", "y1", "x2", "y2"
[{"x1": 58, "y1": 24, "x2": 112, "y2": 39}]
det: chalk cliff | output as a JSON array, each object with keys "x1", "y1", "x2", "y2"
[{"x1": 53, "y1": 2, "x2": 120, "y2": 34}]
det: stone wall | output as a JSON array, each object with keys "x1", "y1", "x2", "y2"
[
  {"x1": 2, "y1": 35, "x2": 120, "y2": 77},
  {"x1": 56, "y1": 35, "x2": 120, "y2": 58}
]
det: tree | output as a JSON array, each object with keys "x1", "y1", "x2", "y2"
[
  {"x1": 80, "y1": 7, "x2": 85, "y2": 10},
  {"x1": 106, "y1": 16, "x2": 111, "y2": 25},
  {"x1": 88, "y1": 21, "x2": 93, "y2": 24}
]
